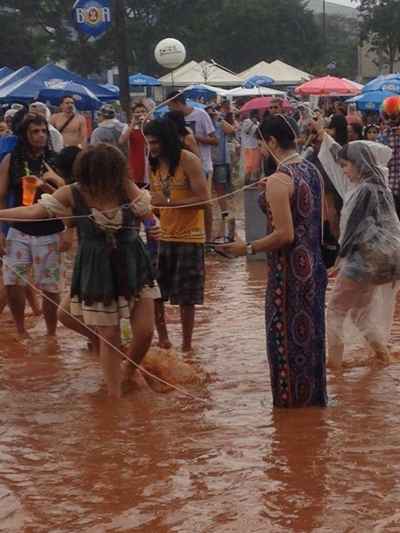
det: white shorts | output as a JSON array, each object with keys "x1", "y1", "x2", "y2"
[{"x1": 3, "y1": 228, "x2": 63, "y2": 294}]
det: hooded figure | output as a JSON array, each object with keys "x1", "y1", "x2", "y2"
[{"x1": 319, "y1": 135, "x2": 400, "y2": 369}]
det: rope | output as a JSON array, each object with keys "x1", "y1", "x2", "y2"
[
  {"x1": 0, "y1": 88, "x2": 291, "y2": 223},
  {"x1": 4, "y1": 262, "x2": 212, "y2": 405},
  {"x1": 0, "y1": 178, "x2": 263, "y2": 223}
]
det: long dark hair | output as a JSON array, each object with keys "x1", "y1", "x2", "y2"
[
  {"x1": 165, "y1": 110, "x2": 190, "y2": 137},
  {"x1": 10, "y1": 113, "x2": 53, "y2": 181},
  {"x1": 143, "y1": 118, "x2": 183, "y2": 175},
  {"x1": 73, "y1": 143, "x2": 128, "y2": 200},
  {"x1": 16, "y1": 113, "x2": 51, "y2": 154}
]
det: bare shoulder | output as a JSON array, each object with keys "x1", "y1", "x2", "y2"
[
  {"x1": 53, "y1": 184, "x2": 75, "y2": 207},
  {"x1": 181, "y1": 149, "x2": 200, "y2": 166},
  {"x1": 268, "y1": 171, "x2": 293, "y2": 186},
  {"x1": 266, "y1": 172, "x2": 294, "y2": 196},
  {"x1": 51, "y1": 113, "x2": 62, "y2": 123},
  {"x1": 0, "y1": 153, "x2": 11, "y2": 167}
]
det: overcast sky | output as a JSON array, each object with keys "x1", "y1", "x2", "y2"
[{"x1": 330, "y1": 0, "x2": 356, "y2": 6}]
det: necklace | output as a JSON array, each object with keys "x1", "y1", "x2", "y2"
[{"x1": 277, "y1": 152, "x2": 300, "y2": 169}]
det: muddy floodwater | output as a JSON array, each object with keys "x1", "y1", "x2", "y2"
[{"x1": 0, "y1": 254, "x2": 399, "y2": 532}]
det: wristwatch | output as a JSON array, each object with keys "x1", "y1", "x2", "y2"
[{"x1": 246, "y1": 242, "x2": 255, "y2": 256}]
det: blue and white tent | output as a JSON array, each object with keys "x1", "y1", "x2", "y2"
[
  {"x1": 0, "y1": 63, "x2": 117, "y2": 104},
  {"x1": 0, "y1": 67, "x2": 14, "y2": 81},
  {"x1": 129, "y1": 73, "x2": 160, "y2": 87},
  {"x1": 0, "y1": 66, "x2": 34, "y2": 89}
]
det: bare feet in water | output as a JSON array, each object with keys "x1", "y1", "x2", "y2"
[{"x1": 158, "y1": 338, "x2": 172, "y2": 350}]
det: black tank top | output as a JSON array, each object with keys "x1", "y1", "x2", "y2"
[{"x1": 9, "y1": 150, "x2": 64, "y2": 236}]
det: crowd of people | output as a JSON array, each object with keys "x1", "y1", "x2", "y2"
[{"x1": 0, "y1": 90, "x2": 399, "y2": 406}]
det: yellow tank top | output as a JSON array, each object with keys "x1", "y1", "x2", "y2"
[{"x1": 150, "y1": 163, "x2": 205, "y2": 243}]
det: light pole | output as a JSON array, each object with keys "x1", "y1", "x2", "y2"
[{"x1": 113, "y1": 0, "x2": 131, "y2": 118}]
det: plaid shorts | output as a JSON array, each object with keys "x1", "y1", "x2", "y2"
[{"x1": 158, "y1": 241, "x2": 205, "y2": 305}]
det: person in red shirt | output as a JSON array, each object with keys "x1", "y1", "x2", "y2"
[{"x1": 119, "y1": 103, "x2": 149, "y2": 187}]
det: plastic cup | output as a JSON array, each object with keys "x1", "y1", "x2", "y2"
[{"x1": 22, "y1": 176, "x2": 40, "y2": 206}]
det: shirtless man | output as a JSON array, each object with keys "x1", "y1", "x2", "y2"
[{"x1": 51, "y1": 96, "x2": 87, "y2": 148}]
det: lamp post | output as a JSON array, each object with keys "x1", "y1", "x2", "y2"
[{"x1": 113, "y1": 0, "x2": 130, "y2": 118}]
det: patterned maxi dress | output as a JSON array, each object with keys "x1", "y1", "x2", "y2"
[{"x1": 259, "y1": 161, "x2": 328, "y2": 408}]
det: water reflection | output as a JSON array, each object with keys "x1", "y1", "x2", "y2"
[{"x1": 0, "y1": 255, "x2": 399, "y2": 532}]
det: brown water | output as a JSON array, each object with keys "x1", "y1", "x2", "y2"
[{"x1": 0, "y1": 256, "x2": 399, "y2": 533}]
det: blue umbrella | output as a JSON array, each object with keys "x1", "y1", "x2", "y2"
[
  {"x1": 347, "y1": 89, "x2": 397, "y2": 111},
  {"x1": 182, "y1": 84, "x2": 220, "y2": 100},
  {"x1": 243, "y1": 75, "x2": 274, "y2": 88},
  {"x1": 101, "y1": 83, "x2": 120, "y2": 96},
  {"x1": 363, "y1": 74, "x2": 400, "y2": 94},
  {"x1": 38, "y1": 81, "x2": 102, "y2": 111},
  {"x1": 154, "y1": 99, "x2": 205, "y2": 118},
  {"x1": 129, "y1": 73, "x2": 160, "y2": 87}
]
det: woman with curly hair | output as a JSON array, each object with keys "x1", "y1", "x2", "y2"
[{"x1": 0, "y1": 143, "x2": 161, "y2": 398}]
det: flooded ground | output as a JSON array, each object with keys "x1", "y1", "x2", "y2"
[{"x1": 0, "y1": 253, "x2": 399, "y2": 532}]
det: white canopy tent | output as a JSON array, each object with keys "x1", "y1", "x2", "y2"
[
  {"x1": 159, "y1": 60, "x2": 242, "y2": 87},
  {"x1": 225, "y1": 86, "x2": 285, "y2": 97},
  {"x1": 239, "y1": 60, "x2": 312, "y2": 86}
]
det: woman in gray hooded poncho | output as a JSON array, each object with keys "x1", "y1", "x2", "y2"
[{"x1": 319, "y1": 134, "x2": 400, "y2": 369}]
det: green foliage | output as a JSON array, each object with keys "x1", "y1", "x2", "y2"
[
  {"x1": 358, "y1": 0, "x2": 400, "y2": 71},
  {"x1": 0, "y1": 0, "x2": 360, "y2": 79}
]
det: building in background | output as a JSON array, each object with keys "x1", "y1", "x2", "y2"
[{"x1": 309, "y1": 0, "x2": 400, "y2": 80}]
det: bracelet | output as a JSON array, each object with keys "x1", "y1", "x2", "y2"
[{"x1": 246, "y1": 242, "x2": 255, "y2": 256}]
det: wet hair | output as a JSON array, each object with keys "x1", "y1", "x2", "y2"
[
  {"x1": 259, "y1": 115, "x2": 297, "y2": 150},
  {"x1": 143, "y1": 118, "x2": 183, "y2": 175},
  {"x1": 167, "y1": 90, "x2": 186, "y2": 105},
  {"x1": 55, "y1": 146, "x2": 82, "y2": 184},
  {"x1": 73, "y1": 143, "x2": 128, "y2": 199},
  {"x1": 165, "y1": 110, "x2": 190, "y2": 137},
  {"x1": 11, "y1": 107, "x2": 29, "y2": 135},
  {"x1": 249, "y1": 110, "x2": 259, "y2": 120},
  {"x1": 17, "y1": 113, "x2": 50, "y2": 150}
]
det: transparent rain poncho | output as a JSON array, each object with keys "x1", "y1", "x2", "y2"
[{"x1": 319, "y1": 135, "x2": 400, "y2": 366}]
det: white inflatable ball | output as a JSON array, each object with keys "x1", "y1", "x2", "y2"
[{"x1": 154, "y1": 38, "x2": 186, "y2": 70}]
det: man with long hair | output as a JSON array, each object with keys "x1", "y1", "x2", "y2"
[
  {"x1": 144, "y1": 118, "x2": 209, "y2": 352},
  {"x1": 0, "y1": 114, "x2": 67, "y2": 336}
]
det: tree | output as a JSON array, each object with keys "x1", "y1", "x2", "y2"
[
  {"x1": 311, "y1": 14, "x2": 359, "y2": 78},
  {"x1": 358, "y1": 0, "x2": 400, "y2": 72}
]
